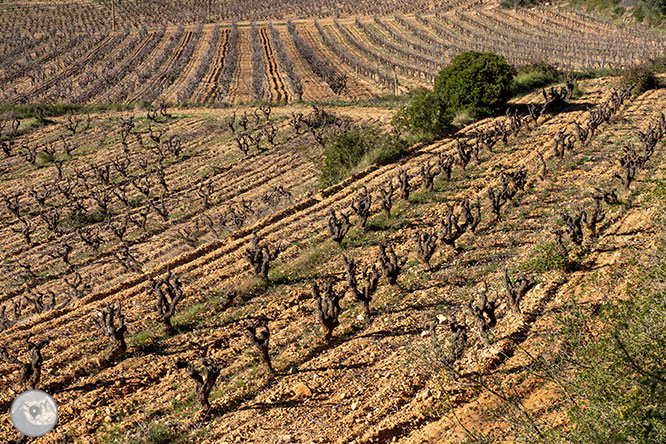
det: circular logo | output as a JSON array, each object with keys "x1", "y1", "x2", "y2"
[{"x1": 10, "y1": 390, "x2": 58, "y2": 437}]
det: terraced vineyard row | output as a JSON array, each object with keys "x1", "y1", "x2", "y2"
[
  {"x1": 2, "y1": 4, "x2": 664, "y2": 106},
  {"x1": 0, "y1": 104, "x2": 393, "y2": 315},
  {"x1": 0, "y1": 0, "x2": 435, "y2": 35}
]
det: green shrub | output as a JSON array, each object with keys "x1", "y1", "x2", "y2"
[
  {"x1": 557, "y1": 188, "x2": 666, "y2": 444},
  {"x1": 318, "y1": 126, "x2": 408, "y2": 187},
  {"x1": 519, "y1": 241, "x2": 570, "y2": 273},
  {"x1": 393, "y1": 88, "x2": 452, "y2": 139},
  {"x1": 646, "y1": 55, "x2": 666, "y2": 73},
  {"x1": 633, "y1": 4, "x2": 646, "y2": 21},
  {"x1": 632, "y1": 0, "x2": 665, "y2": 23},
  {"x1": 568, "y1": 0, "x2": 664, "y2": 24},
  {"x1": 621, "y1": 65, "x2": 658, "y2": 96},
  {"x1": 643, "y1": 0, "x2": 666, "y2": 14},
  {"x1": 366, "y1": 134, "x2": 409, "y2": 166},
  {"x1": 140, "y1": 423, "x2": 185, "y2": 444},
  {"x1": 499, "y1": 0, "x2": 539, "y2": 7},
  {"x1": 452, "y1": 109, "x2": 476, "y2": 127},
  {"x1": 570, "y1": 81, "x2": 586, "y2": 99},
  {"x1": 561, "y1": 275, "x2": 666, "y2": 443},
  {"x1": 434, "y1": 51, "x2": 516, "y2": 116},
  {"x1": 318, "y1": 126, "x2": 374, "y2": 187},
  {"x1": 568, "y1": 66, "x2": 623, "y2": 80},
  {"x1": 63, "y1": 206, "x2": 109, "y2": 228},
  {"x1": 570, "y1": 0, "x2": 621, "y2": 12},
  {"x1": 512, "y1": 62, "x2": 562, "y2": 97},
  {"x1": 394, "y1": 51, "x2": 519, "y2": 138},
  {"x1": 35, "y1": 151, "x2": 53, "y2": 166}
]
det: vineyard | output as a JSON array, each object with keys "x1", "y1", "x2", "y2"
[
  {"x1": 1, "y1": 1, "x2": 665, "y2": 105},
  {"x1": 0, "y1": 72, "x2": 665, "y2": 441},
  {"x1": 1, "y1": 0, "x2": 666, "y2": 443}
]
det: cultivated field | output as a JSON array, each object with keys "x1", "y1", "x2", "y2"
[
  {"x1": 1, "y1": 0, "x2": 666, "y2": 443},
  {"x1": 1, "y1": 1, "x2": 664, "y2": 105},
  {"x1": 1, "y1": 75, "x2": 665, "y2": 442}
]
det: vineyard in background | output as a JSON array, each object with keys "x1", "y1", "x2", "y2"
[{"x1": 1, "y1": 1, "x2": 664, "y2": 105}]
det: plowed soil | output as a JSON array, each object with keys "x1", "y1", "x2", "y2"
[{"x1": 1, "y1": 78, "x2": 665, "y2": 443}]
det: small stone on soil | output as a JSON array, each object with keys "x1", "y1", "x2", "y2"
[{"x1": 292, "y1": 382, "x2": 312, "y2": 398}]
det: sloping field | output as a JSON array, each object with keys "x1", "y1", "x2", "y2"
[
  {"x1": 1, "y1": 78, "x2": 665, "y2": 442},
  {"x1": 0, "y1": 1, "x2": 664, "y2": 105},
  {"x1": 0, "y1": 0, "x2": 436, "y2": 34}
]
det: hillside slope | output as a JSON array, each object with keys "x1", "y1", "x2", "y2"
[{"x1": 1, "y1": 78, "x2": 665, "y2": 443}]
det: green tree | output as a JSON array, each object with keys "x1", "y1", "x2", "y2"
[{"x1": 434, "y1": 51, "x2": 516, "y2": 116}]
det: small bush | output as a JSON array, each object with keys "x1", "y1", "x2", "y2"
[
  {"x1": 569, "y1": 0, "x2": 664, "y2": 24},
  {"x1": 318, "y1": 126, "x2": 408, "y2": 187},
  {"x1": 512, "y1": 62, "x2": 562, "y2": 97},
  {"x1": 568, "y1": 66, "x2": 623, "y2": 80},
  {"x1": 499, "y1": 0, "x2": 539, "y2": 7},
  {"x1": 561, "y1": 278, "x2": 666, "y2": 443},
  {"x1": 621, "y1": 65, "x2": 658, "y2": 96},
  {"x1": 63, "y1": 207, "x2": 108, "y2": 228},
  {"x1": 633, "y1": 4, "x2": 646, "y2": 21},
  {"x1": 434, "y1": 51, "x2": 516, "y2": 116},
  {"x1": 570, "y1": 0, "x2": 621, "y2": 12},
  {"x1": 645, "y1": 0, "x2": 666, "y2": 14},
  {"x1": 319, "y1": 126, "x2": 375, "y2": 187},
  {"x1": 392, "y1": 88, "x2": 452, "y2": 139},
  {"x1": 519, "y1": 241, "x2": 570, "y2": 273},
  {"x1": 139, "y1": 423, "x2": 185, "y2": 444},
  {"x1": 35, "y1": 151, "x2": 53, "y2": 166},
  {"x1": 394, "y1": 51, "x2": 518, "y2": 138},
  {"x1": 570, "y1": 81, "x2": 586, "y2": 99},
  {"x1": 558, "y1": 189, "x2": 666, "y2": 444},
  {"x1": 363, "y1": 132, "x2": 409, "y2": 166},
  {"x1": 452, "y1": 108, "x2": 477, "y2": 127},
  {"x1": 646, "y1": 55, "x2": 666, "y2": 73},
  {"x1": 635, "y1": 0, "x2": 666, "y2": 24}
]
